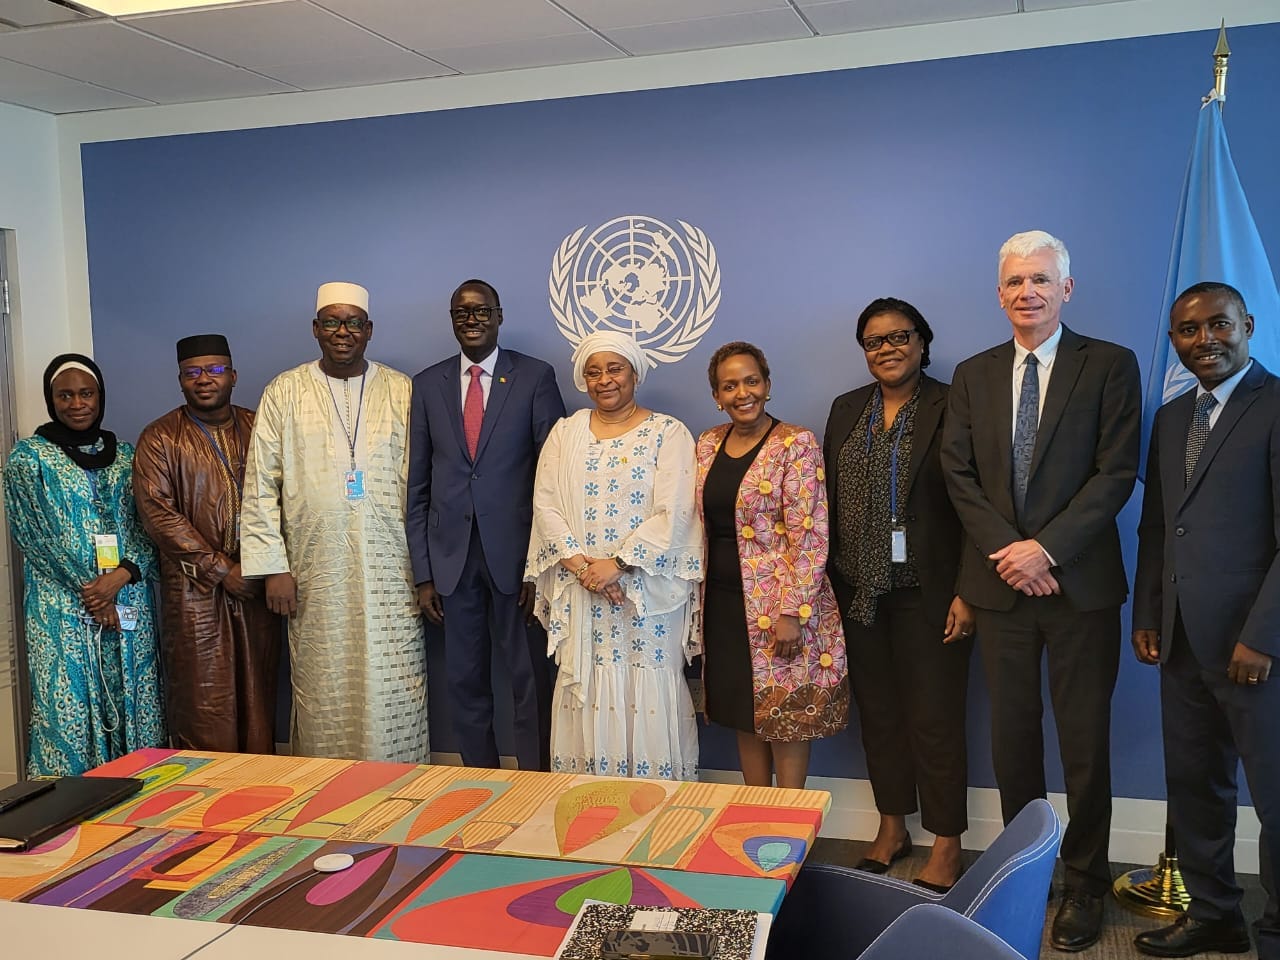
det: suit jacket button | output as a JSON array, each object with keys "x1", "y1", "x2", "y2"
[
  {"x1": 471, "y1": 473, "x2": 479, "y2": 480},
  {"x1": 1175, "y1": 526, "x2": 1186, "y2": 536}
]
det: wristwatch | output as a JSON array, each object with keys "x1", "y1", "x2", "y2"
[{"x1": 612, "y1": 556, "x2": 630, "y2": 572}]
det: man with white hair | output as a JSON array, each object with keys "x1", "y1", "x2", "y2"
[
  {"x1": 941, "y1": 231, "x2": 1142, "y2": 951},
  {"x1": 241, "y1": 282, "x2": 428, "y2": 763}
]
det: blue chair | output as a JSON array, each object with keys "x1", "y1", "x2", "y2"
[
  {"x1": 861, "y1": 904, "x2": 1030, "y2": 959},
  {"x1": 766, "y1": 798, "x2": 1062, "y2": 960}
]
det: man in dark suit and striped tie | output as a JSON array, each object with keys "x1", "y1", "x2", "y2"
[
  {"x1": 1133, "y1": 282, "x2": 1280, "y2": 958},
  {"x1": 942, "y1": 230, "x2": 1142, "y2": 951}
]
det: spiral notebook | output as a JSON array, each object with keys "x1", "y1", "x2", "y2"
[{"x1": 0, "y1": 776, "x2": 142, "y2": 852}]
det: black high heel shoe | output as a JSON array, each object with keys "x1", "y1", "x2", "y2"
[{"x1": 854, "y1": 836, "x2": 913, "y2": 874}]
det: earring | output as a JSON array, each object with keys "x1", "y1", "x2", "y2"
[
  {"x1": 716, "y1": 404, "x2": 723, "y2": 411},
  {"x1": 765, "y1": 395, "x2": 772, "y2": 401}
]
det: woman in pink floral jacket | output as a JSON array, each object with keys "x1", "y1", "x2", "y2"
[{"x1": 694, "y1": 341, "x2": 849, "y2": 789}]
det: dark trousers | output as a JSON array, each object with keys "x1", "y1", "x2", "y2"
[
  {"x1": 1163, "y1": 614, "x2": 1280, "y2": 957},
  {"x1": 844, "y1": 587, "x2": 972, "y2": 837},
  {"x1": 976, "y1": 594, "x2": 1119, "y2": 895},
  {"x1": 441, "y1": 526, "x2": 552, "y2": 771}
]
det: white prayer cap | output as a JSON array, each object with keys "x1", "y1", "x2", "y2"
[
  {"x1": 571, "y1": 331, "x2": 649, "y2": 392},
  {"x1": 316, "y1": 281, "x2": 369, "y2": 314}
]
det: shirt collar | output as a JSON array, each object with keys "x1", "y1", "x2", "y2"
[
  {"x1": 460, "y1": 347, "x2": 499, "y2": 379},
  {"x1": 1013, "y1": 323, "x2": 1063, "y2": 372},
  {"x1": 1197, "y1": 358, "x2": 1253, "y2": 407}
]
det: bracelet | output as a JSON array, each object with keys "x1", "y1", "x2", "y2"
[{"x1": 572, "y1": 560, "x2": 591, "y2": 580}]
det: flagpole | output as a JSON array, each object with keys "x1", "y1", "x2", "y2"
[
  {"x1": 1114, "y1": 23, "x2": 1233, "y2": 918},
  {"x1": 1210, "y1": 19, "x2": 1230, "y2": 103}
]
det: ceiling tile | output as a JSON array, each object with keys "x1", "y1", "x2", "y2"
[
  {"x1": 315, "y1": 0, "x2": 587, "y2": 50},
  {"x1": 556, "y1": 0, "x2": 790, "y2": 30},
  {"x1": 1022, "y1": 0, "x2": 1128, "y2": 9},
  {"x1": 0, "y1": 20, "x2": 297, "y2": 102},
  {"x1": 265, "y1": 51, "x2": 453, "y2": 89},
  {"x1": 0, "y1": 0, "x2": 94, "y2": 27},
  {"x1": 130, "y1": 1, "x2": 408, "y2": 69},
  {"x1": 0, "y1": 55, "x2": 152, "y2": 112},
  {"x1": 126, "y1": 0, "x2": 452, "y2": 87},
  {"x1": 423, "y1": 32, "x2": 623, "y2": 74},
  {"x1": 799, "y1": 0, "x2": 1015, "y2": 35},
  {"x1": 604, "y1": 8, "x2": 810, "y2": 57}
]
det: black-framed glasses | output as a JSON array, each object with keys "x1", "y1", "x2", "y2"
[
  {"x1": 860, "y1": 329, "x2": 916, "y2": 352},
  {"x1": 316, "y1": 316, "x2": 368, "y2": 332},
  {"x1": 180, "y1": 363, "x2": 231, "y2": 380},
  {"x1": 450, "y1": 305, "x2": 501, "y2": 323}
]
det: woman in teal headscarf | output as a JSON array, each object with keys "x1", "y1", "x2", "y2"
[{"x1": 3, "y1": 353, "x2": 165, "y2": 776}]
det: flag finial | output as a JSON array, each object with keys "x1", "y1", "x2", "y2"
[{"x1": 1210, "y1": 20, "x2": 1231, "y2": 103}]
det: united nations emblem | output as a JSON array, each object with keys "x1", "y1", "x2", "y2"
[{"x1": 549, "y1": 215, "x2": 721, "y2": 366}]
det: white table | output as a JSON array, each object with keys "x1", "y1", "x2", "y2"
[{"x1": 2, "y1": 899, "x2": 771, "y2": 959}]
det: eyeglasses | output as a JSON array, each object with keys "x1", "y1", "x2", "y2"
[
  {"x1": 316, "y1": 316, "x2": 368, "y2": 332},
  {"x1": 583, "y1": 363, "x2": 630, "y2": 382},
  {"x1": 180, "y1": 364, "x2": 231, "y2": 380},
  {"x1": 859, "y1": 329, "x2": 916, "y2": 352},
  {"x1": 450, "y1": 305, "x2": 501, "y2": 323}
]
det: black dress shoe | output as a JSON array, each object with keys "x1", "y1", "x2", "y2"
[
  {"x1": 854, "y1": 836, "x2": 912, "y2": 874},
  {"x1": 912, "y1": 876, "x2": 954, "y2": 894},
  {"x1": 1050, "y1": 892, "x2": 1103, "y2": 952},
  {"x1": 1133, "y1": 914, "x2": 1251, "y2": 957}
]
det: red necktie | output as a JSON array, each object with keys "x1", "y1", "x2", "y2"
[{"x1": 463, "y1": 364, "x2": 484, "y2": 459}]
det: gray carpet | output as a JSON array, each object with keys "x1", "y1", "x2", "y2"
[{"x1": 809, "y1": 837, "x2": 1266, "y2": 959}]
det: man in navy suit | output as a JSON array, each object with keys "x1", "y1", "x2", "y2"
[
  {"x1": 1133, "y1": 282, "x2": 1280, "y2": 959},
  {"x1": 407, "y1": 279, "x2": 565, "y2": 770}
]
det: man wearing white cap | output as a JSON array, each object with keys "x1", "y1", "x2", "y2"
[{"x1": 241, "y1": 282, "x2": 428, "y2": 762}]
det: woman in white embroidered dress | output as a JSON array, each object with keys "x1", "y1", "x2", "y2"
[{"x1": 527, "y1": 331, "x2": 703, "y2": 780}]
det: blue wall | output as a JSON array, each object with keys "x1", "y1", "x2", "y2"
[{"x1": 80, "y1": 24, "x2": 1280, "y2": 800}]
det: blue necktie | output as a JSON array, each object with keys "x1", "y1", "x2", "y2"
[{"x1": 1012, "y1": 353, "x2": 1039, "y2": 518}]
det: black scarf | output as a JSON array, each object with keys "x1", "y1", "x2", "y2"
[{"x1": 35, "y1": 353, "x2": 118, "y2": 470}]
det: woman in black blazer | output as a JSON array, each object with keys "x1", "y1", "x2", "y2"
[{"x1": 823, "y1": 297, "x2": 974, "y2": 892}]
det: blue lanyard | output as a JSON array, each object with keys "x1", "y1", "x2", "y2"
[
  {"x1": 324, "y1": 372, "x2": 367, "y2": 471},
  {"x1": 865, "y1": 390, "x2": 909, "y2": 523},
  {"x1": 185, "y1": 409, "x2": 245, "y2": 496}
]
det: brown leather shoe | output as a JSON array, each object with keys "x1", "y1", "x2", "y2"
[
  {"x1": 1050, "y1": 892, "x2": 1103, "y2": 952},
  {"x1": 1134, "y1": 914, "x2": 1250, "y2": 957}
]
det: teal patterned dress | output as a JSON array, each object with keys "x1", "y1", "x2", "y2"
[{"x1": 3, "y1": 435, "x2": 166, "y2": 776}]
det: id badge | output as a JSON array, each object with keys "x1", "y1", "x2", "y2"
[
  {"x1": 94, "y1": 533, "x2": 120, "y2": 573},
  {"x1": 890, "y1": 526, "x2": 908, "y2": 564},
  {"x1": 115, "y1": 605, "x2": 139, "y2": 631},
  {"x1": 344, "y1": 469, "x2": 366, "y2": 501}
]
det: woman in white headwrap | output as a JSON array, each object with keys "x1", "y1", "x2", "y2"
[{"x1": 526, "y1": 332, "x2": 704, "y2": 780}]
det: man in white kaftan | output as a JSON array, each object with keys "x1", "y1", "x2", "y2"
[{"x1": 241, "y1": 281, "x2": 428, "y2": 762}]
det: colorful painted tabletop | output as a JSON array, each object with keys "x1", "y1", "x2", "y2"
[{"x1": 0, "y1": 750, "x2": 830, "y2": 956}]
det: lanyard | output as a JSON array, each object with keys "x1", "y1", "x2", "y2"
[
  {"x1": 324, "y1": 372, "x2": 367, "y2": 471},
  {"x1": 865, "y1": 390, "x2": 909, "y2": 523},
  {"x1": 185, "y1": 409, "x2": 245, "y2": 496}
]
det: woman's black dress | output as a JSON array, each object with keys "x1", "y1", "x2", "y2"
[{"x1": 701, "y1": 421, "x2": 775, "y2": 733}]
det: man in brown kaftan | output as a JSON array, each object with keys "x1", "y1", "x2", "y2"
[{"x1": 134, "y1": 334, "x2": 281, "y2": 753}]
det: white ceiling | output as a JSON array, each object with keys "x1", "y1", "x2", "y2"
[{"x1": 0, "y1": 0, "x2": 1134, "y2": 114}]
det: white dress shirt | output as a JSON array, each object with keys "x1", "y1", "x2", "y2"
[
  {"x1": 460, "y1": 347, "x2": 499, "y2": 410},
  {"x1": 1010, "y1": 323, "x2": 1063, "y2": 442},
  {"x1": 1197, "y1": 358, "x2": 1253, "y2": 430}
]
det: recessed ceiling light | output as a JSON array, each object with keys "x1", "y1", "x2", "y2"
[{"x1": 72, "y1": 1, "x2": 257, "y2": 15}]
